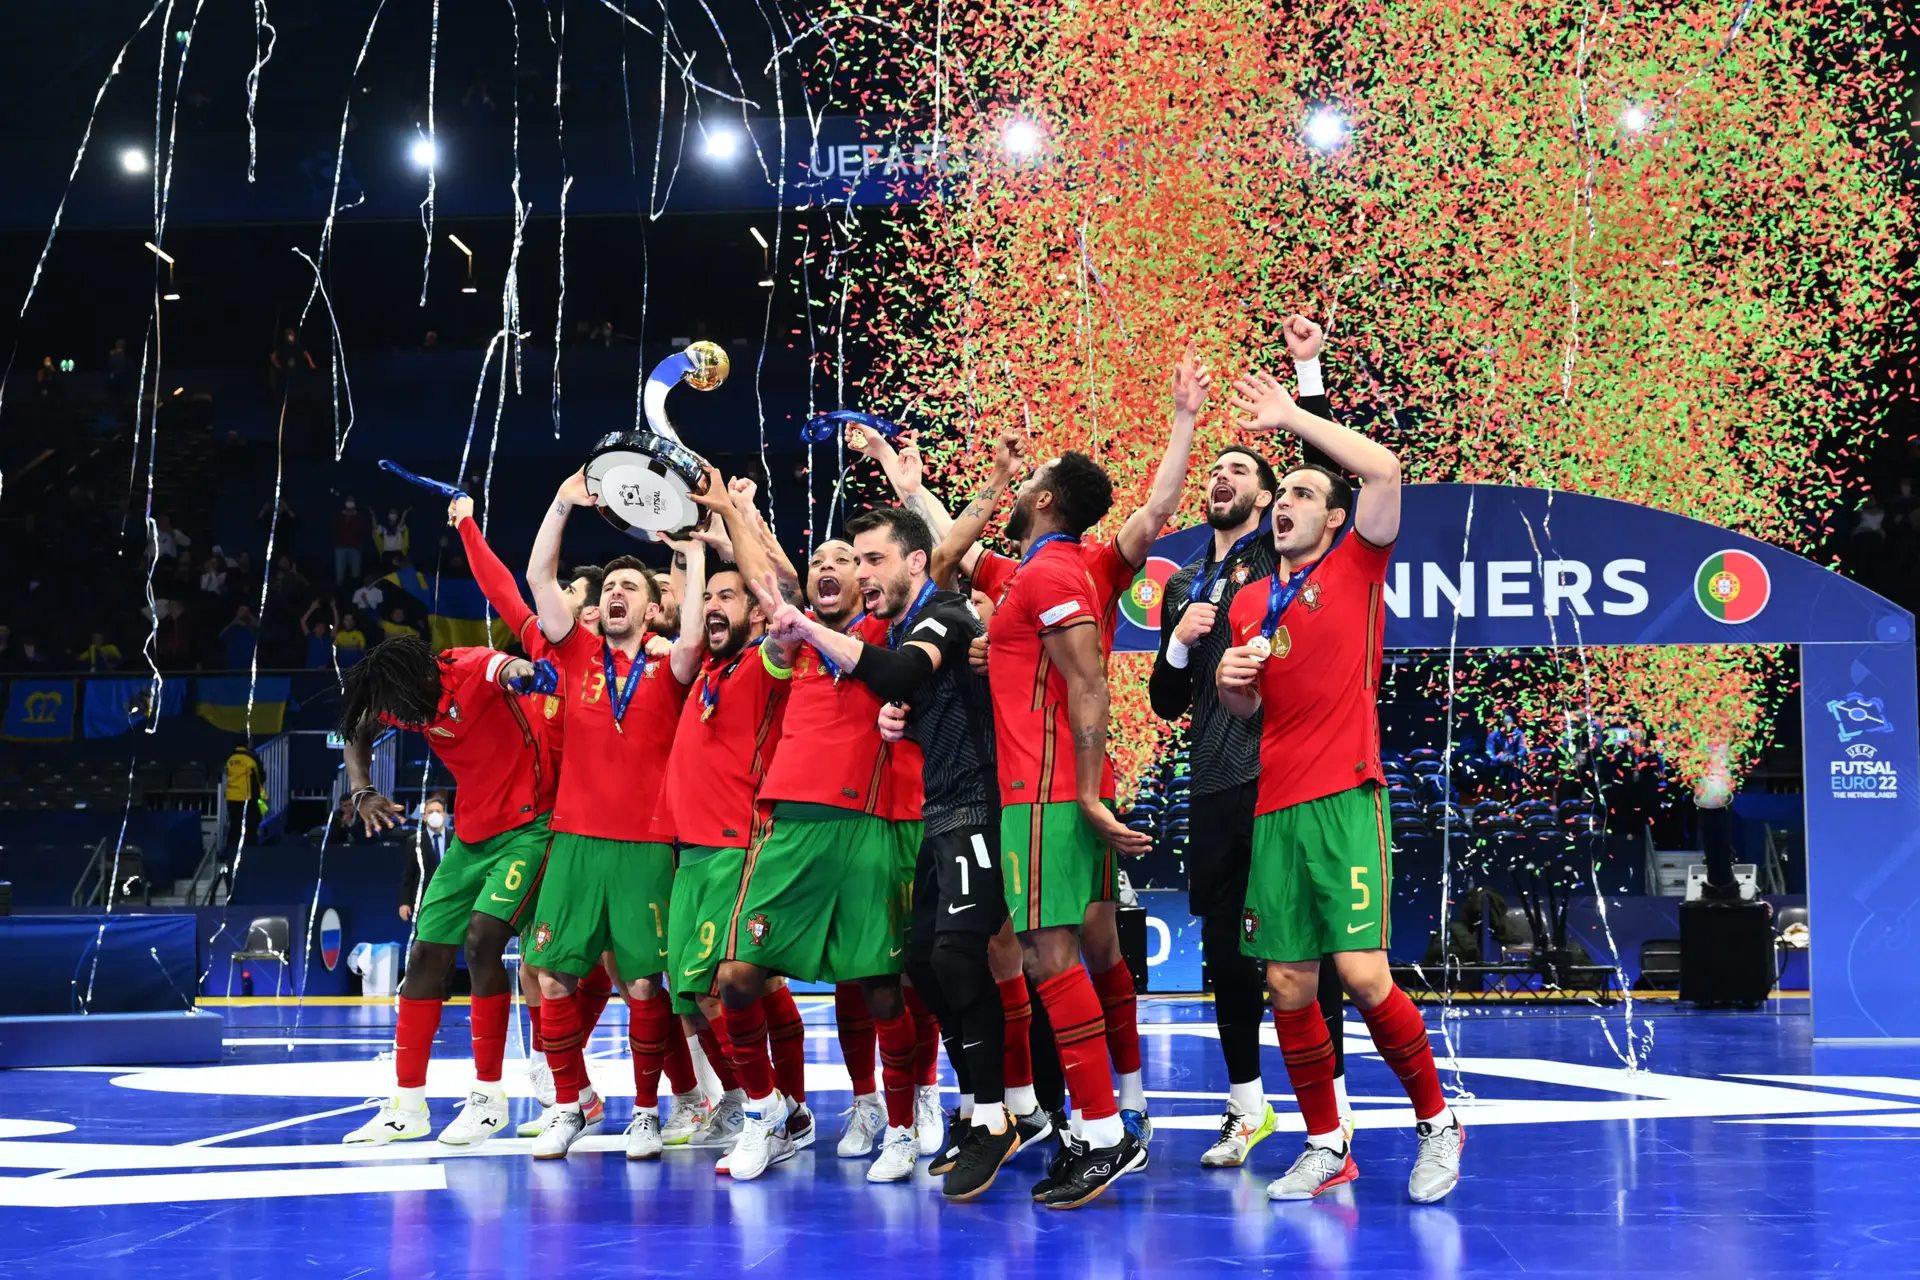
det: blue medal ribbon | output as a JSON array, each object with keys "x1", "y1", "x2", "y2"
[
  {"x1": 887, "y1": 580, "x2": 939, "y2": 650},
  {"x1": 1186, "y1": 527, "x2": 1265, "y2": 605},
  {"x1": 1259, "y1": 538, "x2": 1342, "y2": 639},
  {"x1": 1018, "y1": 531, "x2": 1081, "y2": 568},
  {"x1": 815, "y1": 611, "x2": 867, "y2": 681},
  {"x1": 602, "y1": 642, "x2": 643, "y2": 730},
  {"x1": 700, "y1": 636, "x2": 765, "y2": 721}
]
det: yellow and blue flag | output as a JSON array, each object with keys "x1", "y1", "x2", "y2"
[
  {"x1": 427, "y1": 576, "x2": 513, "y2": 652},
  {"x1": 83, "y1": 677, "x2": 186, "y2": 739},
  {"x1": 195, "y1": 676, "x2": 292, "y2": 736},
  {"x1": 3, "y1": 679, "x2": 74, "y2": 741}
]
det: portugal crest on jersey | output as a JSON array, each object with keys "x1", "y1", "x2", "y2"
[
  {"x1": 1241, "y1": 909, "x2": 1260, "y2": 942},
  {"x1": 1300, "y1": 580, "x2": 1323, "y2": 611},
  {"x1": 533, "y1": 922, "x2": 553, "y2": 953},
  {"x1": 746, "y1": 912, "x2": 771, "y2": 946},
  {"x1": 1231, "y1": 564, "x2": 1250, "y2": 585}
]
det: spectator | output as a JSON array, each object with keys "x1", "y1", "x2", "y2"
[
  {"x1": 272, "y1": 553, "x2": 311, "y2": 598},
  {"x1": 351, "y1": 569, "x2": 386, "y2": 618},
  {"x1": 373, "y1": 506, "x2": 411, "y2": 559},
  {"x1": 333, "y1": 608, "x2": 368, "y2": 665},
  {"x1": 257, "y1": 494, "x2": 298, "y2": 535},
  {"x1": 156, "y1": 600, "x2": 194, "y2": 669},
  {"x1": 1855, "y1": 496, "x2": 1887, "y2": 541},
  {"x1": 400, "y1": 795, "x2": 452, "y2": 922},
  {"x1": 232, "y1": 551, "x2": 257, "y2": 598},
  {"x1": 198, "y1": 555, "x2": 230, "y2": 599},
  {"x1": 76, "y1": 630, "x2": 123, "y2": 671},
  {"x1": 1893, "y1": 477, "x2": 1918, "y2": 523},
  {"x1": 270, "y1": 327, "x2": 315, "y2": 393},
  {"x1": 333, "y1": 495, "x2": 369, "y2": 584},
  {"x1": 1487, "y1": 712, "x2": 1527, "y2": 794},
  {"x1": 17, "y1": 638, "x2": 49, "y2": 668},
  {"x1": 221, "y1": 741, "x2": 264, "y2": 893},
  {"x1": 150, "y1": 512, "x2": 191, "y2": 562},
  {"x1": 220, "y1": 604, "x2": 258, "y2": 669},
  {"x1": 380, "y1": 605, "x2": 420, "y2": 641}
]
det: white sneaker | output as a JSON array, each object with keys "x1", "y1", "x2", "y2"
[
  {"x1": 437, "y1": 1089, "x2": 509, "y2": 1147},
  {"x1": 727, "y1": 1091, "x2": 793, "y2": 1181},
  {"x1": 520, "y1": 1087, "x2": 600, "y2": 1138},
  {"x1": 661, "y1": 1089, "x2": 710, "y2": 1146},
  {"x1": 867, "y1": 1124, "x2": 920, "y2": 1182},
  {"x1": 625, "y1": 1110, "x2": 663, "y2": 1160},
  {"x1": 691, "y1": 1090, "x2": 747, "y2": 1149},
  {"x1": 531, "y1": 1105, "x2": 587, "y2": 1160},
  {"x1": 343, "y1": 1098, "x2": 430, "y2": 1145},
  {"x1": 519, "y1": 1103, "x2": 557, "y2": 1139},
  {"x1": 1409, "y1": 1118, "x2": 1464, "y2": 1203},
  {"x1": 787, "y1": 1102, "x2": 817, "y2": 1151},
  {"x1": 836, "y1": 1092, "x2": 886, "y2": 1157},
  {"x1": 1266, "y1": 1142, "x2": 1359, "y2": 1200},
  {"x1": 1200, "y1": 1101, "x2": 1277, "y2": 1169},
  {"x1": 914, "y1": 1085, "x2": 943, "y2": 1156},
  {"x1": 525, "y1": 1057, "x2": 556, "y2": 1108}
]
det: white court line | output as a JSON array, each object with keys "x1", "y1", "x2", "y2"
[
  {"x1": 223, "y1": 1038, "x2": 395, "y2": 1047},
  {"x1": 177, "y1": 1101, "x2": 379, "y2": 1147},
  {"x1": 0, "y1": 1163, "x2": 446, "y2": 1207}
]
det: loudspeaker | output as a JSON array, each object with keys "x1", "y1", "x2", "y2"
[
  {"x1": 1115, "y1": 906, "x2": 1149, "y2": 994},
  {"x1": 1679, "y1": 900, "x2": 1774, "y2": 1008}
]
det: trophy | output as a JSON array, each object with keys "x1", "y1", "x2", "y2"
[{"x1": 584, "y1": 340, "x2": 730, "y2": 539}]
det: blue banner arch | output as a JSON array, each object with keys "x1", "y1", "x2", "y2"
[{"x1": 1114, "y1": 483, "x2": 1918, "y2": 1040}]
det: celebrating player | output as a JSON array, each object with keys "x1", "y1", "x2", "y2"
[
  {"x1": 1148, "y1": 315, "x2": 1357, "y2": 1168},
  {"x1": 336, "y1": 635, "x2": 559, "y2": 1148},
  {"x1": 518, "y1": 469, "x2": 708, "y2": 1160},
  {"x1": 1214, "y1": 366, "x2": 1464, "y2": 1203}
]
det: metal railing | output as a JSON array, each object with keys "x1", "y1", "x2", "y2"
[{"x1": 328, "y1": 728, "x2": 397, "y2": 808}]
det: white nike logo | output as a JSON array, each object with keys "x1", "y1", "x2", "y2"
[
  {"x1": 1347, "y1": 923, "x2": 1371, "y2": 934},
  {"x1": 947, "y1": 902, "x2": 977, "y2": 915},
  {"x1": 889, "y1": 947, "x2": 903, "y2": 957}
]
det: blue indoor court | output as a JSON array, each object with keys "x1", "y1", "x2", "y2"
[{"x1": 7, "y1": 995, "x2": 1920, "y2": 1278}]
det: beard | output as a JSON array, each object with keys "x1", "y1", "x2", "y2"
[
  {"x1": 1005, "y1": 495, "x2": 1034, "y2": 543},
  {"x1": 708, "y1": 614, "x2": 750, "y2": 661},
  {"x1": 1206, "y1": 492, "x2": 1258, "y2": 531}
]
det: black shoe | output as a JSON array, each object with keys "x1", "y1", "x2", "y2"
[
  {"x1": 943, "y1": 1118, "x2": 1021, "y2": 1201},
  {"x1": 1012, "y1": 1106, "x2": 1055, "y2": 1149},
  {"x1": 1042, "y1": 1132, "x2": 1145, "y2": 1210},
  {"x1": 1030, "y1": 1127, "x2": 1086, "y2": 1201},
  {"x1": 928, "y1": 1113, "x2": 972, "y2": 1177}
]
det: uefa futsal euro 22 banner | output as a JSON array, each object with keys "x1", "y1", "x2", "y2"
[{"x1": 1116, "y1": 482, "x2": 1920, "y2": 1040}]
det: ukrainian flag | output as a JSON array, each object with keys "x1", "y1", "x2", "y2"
[
  {"x1": 196, "y1": 676, "x2": 292, "y2": 735},
  {"x1": 427, "y1": 577, "x2": 513, "y2": 652},
  {"x1": 383, "y1": 564, "x2": 433, "y2": 605}
]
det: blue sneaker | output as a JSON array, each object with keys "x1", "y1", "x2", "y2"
[{"x1": 1119, "y1": 1108, "x2": 1152, "y2": 1169}]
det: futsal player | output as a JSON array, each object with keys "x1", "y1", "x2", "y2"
[
  {"x1": 336, "y1": 636, "x2": 559, "y2": 1148},
  {"x1": 1214, "y1": 369, "x2": 1464, "y2": 1203},
  {"x1": 1147, "y1": 314, "x2": 1356, "y2": 1167},
  {"x1": 519, "y1": 468, "x2": 708, "y2": 1160}
]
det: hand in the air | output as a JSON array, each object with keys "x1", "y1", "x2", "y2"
[
  {"x1": 447, "y1": 496, "x2": 474, "y2": 527},
  {"x1": 1227, "y1": 371, "x2": 1298, "y2": 435},
  {"x1": 1283, "y1": 313, "x2": 1325, "y2": 363},
  {"x1": 1172, "y1": 338, "x2": 1212, "y2": 418}
]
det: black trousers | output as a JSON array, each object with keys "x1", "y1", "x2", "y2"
[{"x1": 1191, "y1": 781, "x2": 1345, "y2": 1085}]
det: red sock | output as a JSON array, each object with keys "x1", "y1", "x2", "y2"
[
  {"x1": 1035, "y1": 967, "x2": 1117, "y2": 1122},
  {"x1": 541, "y1": 991, "x2": 588, "y2": 1105},
  {"x1": 530, "y1": 998, "x2": 550, "y2": 1054},
  {"x1": 903, "y1": 985, "x2": 940, "y2": 1087},
  {"x1": 1274, "y1": 1003, "x2": 1341, "y2": 1136},
  {"x1": 395, "y1": 996, "x2": 445, "y2": 1090},
  {"x1": 663, "y1": 1021, "x2": 698, "y2": 1097},
  {"x1": 469, "y1": 993, "x2": 510, "y2": 1084},
  {"x1": 1091, "y1": 960, "x2": 1141, "y2": 1076},
  {"x1": 578, "y1": 964, "x2": 615, "y2": 1037},
  {"x1": 762, "y1": 988, "x2": 808, "y2": 1104},
  {"x1": 1360, "y1": 986, "x2": 1447, "y2": 1120},
  {"x1": 626, "y1": 991, "x2": 673, "y2": 1108},
  {"x1": 875, "y1": 1012, "x2": 918, "y2": 1130},
  {"x1": 999, "y1": 977, "x2": 1034, "y2": 1089},
  {"x1": 835, "y1": 981, "x2": 877, "y2": 1096},
  {"x1": 697, "y1": 1026, "x2": 740, "y2": 1093},
  {"x1": 723, "y1": 1001, "x2": 775, "y2": 1100}
]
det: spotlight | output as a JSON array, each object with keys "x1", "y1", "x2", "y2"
[
  {"x1": 120, "y1": 148, "x2": 149, "y2": 175},
  {"x1": 162, "y1": 293, "x2": 181, "y2": 302},
  {"x1": 757, "y1": 278, "x2": 774, "y2": 289},
  {"x1": 1620, "y1": 105, "x2": 1649, "y2": 133},
  {"x1": 143, "y1": 241, "x2": 175, "y2": 265},
  {"x1": 460, "y1": 284, "x2": 478, "y2": 295},
  {"x1": 1003, "y1": 120, "x2": 1043, "y2": 156},
  {"x1": 703, "y1": 127, "x2": 742, "y2": 162},
  {"x1": 1304, "y1": 109, "x2": 1348, "y2": 152},
  {"x1": 410, "y1": 136, "x2": 437, "y2": 169}
]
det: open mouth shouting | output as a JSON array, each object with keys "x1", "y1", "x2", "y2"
[
  {"x1": 704, "y1": 610, "x2": 731, "y2": 647},
  {"x1": 813, "y1": 573, "x2": 844, "y2": 612},
  {"x1": 1274, "y1": 513, "x2": 1296, "y2": 540},
  {"x1": 1209, "y1": 478, "x2": 1236, "y2": 508}
]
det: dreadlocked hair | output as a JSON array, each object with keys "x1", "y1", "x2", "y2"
[{"x1": 339, "y1": 634, "x2": 444, "y2": 739}]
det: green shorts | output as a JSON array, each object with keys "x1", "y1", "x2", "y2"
[
  {"x1": 1241, "y1": 783, "x2": 1391, "y2": 964},
  {"x1": 413, "y1": 813, "x2": 553, "y2": 947},
  {"x1": 526, "y1": 832, "x2": 675, "y2": 981},
  {"x1": 723, "y1": 803, "x2": 913, "y2": 983},
  {"x1": 669, "y1": 844, "x2": 750, "y2": 1011},
  {"x1": 1003, "y1": 801, "x2": 1116, "y2": 933}
]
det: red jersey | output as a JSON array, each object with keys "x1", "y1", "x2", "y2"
[
  {"x1": 758, "y1": 613, "x2": 896, "y2": 815},
  {"x1": 1226, "y1": 532, "x2": 1391, "y2": 814},
  {"x1": 547, "y1": 623, "x2": 694, "y2": 842},
  {"x1": 458, "y1": 516, "x2": 568, "y2": 753},
  {"x1": 977, "y1": 540, "x2": 1117, "y2": 807},
  {"x1": 383, "y1": 647, "x2": 556, "y2": 843},
  {"x1": 665, "y1": 642, "x2": 793, "y2": 848},
  {"x1": 977, "y1": 539, "x2": 1137, "y2": 656}
]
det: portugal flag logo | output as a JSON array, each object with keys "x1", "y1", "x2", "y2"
[
  {"x1": 1119, "y1": 555, "x2": 1182, "y2": 632},
  {"x1": 1695, "y1": 549, "x2": 1770, "y2": 624}
]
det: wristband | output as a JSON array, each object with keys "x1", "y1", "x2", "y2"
[
  {"x1": 1166, "y1": 637, "x2": 1192, "y2": 669},
  {"x1": 1295, "y1": 356, "x2": 1324, "y2": 398}
]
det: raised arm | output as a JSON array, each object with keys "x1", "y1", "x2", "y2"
[
  {"x1": 1041, "y1": 622, "x2": 1152, "y2": 856},
  {"x1": 669, "y1": 538, "x2": 709, "y2": 685},
  {"x1": 1112, "y1": 340, "x2": 1207, "y2": 566},
  {"x1": 451, "y1": 495, "x2": 535, "y2": 635},
  {"x1": 853, "y1": 428, "x2": 955, "y2": 543},
  {"x1": 930, "y1": 431, "x2": 1024, "y2": 589},
  {"x1": 529, "y1": 470, "x2": 591, "y2": 643},
  {"x1": 1229, "y1": 371, "x2": 1401, "y2": 547}
]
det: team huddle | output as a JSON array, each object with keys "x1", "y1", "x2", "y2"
[{"x1": 335, "y1": 316, "x2": 1463, "y2": 1207}]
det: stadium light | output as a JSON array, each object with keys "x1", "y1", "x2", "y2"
[
  {"x1": 749, "y1": 226, "x2": 768, "y2": 250},
  {"x1": 121, "y1": 148, "x2": 149, "y2": 175},
  {"x1": 1621, "y1": 105, "x2": 1649, "y2": 133},
  {"x1": 143, "y1": 241, "x2": 175, "y2": 265},
  {"x1": 447, "y1": 234, "x2": 478, "y2": 293},
  {"x1": 1003, "y1": 120, "x2": 1043, "y2": 156},
  {"x1": 410, "y1": 136, "x2": 437, "y2": 169},
  {"x1": 703, "y1": 126, "x2": 742, "y2": 162},
  {"x1": 1304, "y1": 109, "x2": 1348, "y2": 152}
]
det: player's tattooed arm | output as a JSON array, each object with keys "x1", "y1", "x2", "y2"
[
  {"x1": 530, "y1": 469, "x2": 592, "y2": 644},
  {"x1": 1040, "y1": 621, "x2": 1152, "y2": 857},
  {"x1": 930, "y1": 431, "x2": 1024, "y2": 590}
]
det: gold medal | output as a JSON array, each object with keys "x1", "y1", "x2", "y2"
[
  {"x1": 1247, "y1": 634, "x2": 1272, "y2": 660},
  {"x1": 701, "y1": 703, "x2": 716, "y2": 722},
  {"x1": 846, "y1": 427, "x2": 869, "y2": 451}
]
